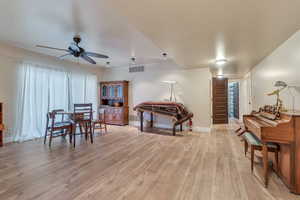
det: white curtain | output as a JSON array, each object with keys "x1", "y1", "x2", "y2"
[
  {"x1": 70, "y1": 73, "x2": 98, "y2": 118},
  {"x1": 85, "y1": 74, "x2": 98, "y2": 118},
  {"x1": 49, "y1": 70, "x2": 69, "y2": 112},
  {"x1": 13, "y1": 62, "x2": 98, "y2": 142}
]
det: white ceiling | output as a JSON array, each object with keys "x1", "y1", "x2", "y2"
[
  {"x1": 0, "y1": 0, "x2": 300, "y2": 76},
  {"x1": 107, "y1": 0, "x2": 300, "y2": 76}
]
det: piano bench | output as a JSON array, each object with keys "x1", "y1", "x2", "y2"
[{"x1": 242, "y1": 132, "x2": 279, "y2": 173}]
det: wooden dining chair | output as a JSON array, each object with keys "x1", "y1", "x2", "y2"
[
  {"x1": 92, "y1": 108, "x2": 107, "y2": 135},
  {"x1": 73, "y1": 103, "x2": 93, "y2": 146},
  {"x1": 44, "y1": 109, "x2": 73, "y2": 147}
]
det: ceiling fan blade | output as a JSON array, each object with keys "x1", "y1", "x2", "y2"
[
  {"x1": 85, "y1": 52, "x2": 109, "y2": 59},
  {"x1": 36, "y1": 45, "x2": 69, "y2": 52},
  {"x1": 81, "y1": 53, "x2": 96, "y2": 64},
  {"x1": 58, "y1": 53, "x2": 71, "y2": 59}
]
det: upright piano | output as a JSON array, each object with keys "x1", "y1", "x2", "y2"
[
  {"x1": 243, "y1": 106, "x2": 300, "y2": 194},
  {"x1": 134, "y1": 102, "x2": 193, "y2": 135}
]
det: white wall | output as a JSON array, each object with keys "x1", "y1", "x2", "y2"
[
  {"x1": 0, "y1": 43, "x2": 104, "y2": 143},
  {"x1": 237, "y1": 72, "x2": 253, "y2": 119},
  {"x1": 250, "y1": 30, "x2": 300, "y2": 111},
  {"x1": 103, "y1": 65, "x2": 212, "y2": 132}
]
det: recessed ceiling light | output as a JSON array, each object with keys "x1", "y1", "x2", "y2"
[{"x1": 215, "y1": 59, "x2": 227, "y2": 65}]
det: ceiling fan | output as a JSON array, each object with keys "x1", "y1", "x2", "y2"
[{"x1": 36, "y1": 36, "x2": 109, "y2": 64}]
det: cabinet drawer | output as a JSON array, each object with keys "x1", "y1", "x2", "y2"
[{"x1": 103, "y1": 107, "x2": 126, "y2": 125}]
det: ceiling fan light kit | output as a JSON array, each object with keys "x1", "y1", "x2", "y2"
[
  {"x1": 36, "y1": 36, "x2": 109, "y2": 65},
  {"x1": 131, "y1": 57, "x2": 136, "y2": 64}
]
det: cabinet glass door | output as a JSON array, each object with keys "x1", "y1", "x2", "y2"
[
  {"x1": 102, "y1": 85, "x2": 107, "y2": 97},
  {"x1": 117, "y1": 85, "x2": 123, "y2": 98},
  {"x1": 113, "y1": 85, "x2": 118, "y2": 98},
  {"x1": 108, "y1": 85, "x2": 114, "y2": 98}
]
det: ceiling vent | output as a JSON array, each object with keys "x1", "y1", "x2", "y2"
[{"x1": 129, "y1": 65, "x2": 144, "y2": 73}]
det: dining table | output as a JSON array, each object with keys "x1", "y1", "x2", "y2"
[{"x1": 55, "y1": 110, "x2": 95, "y2": 147}]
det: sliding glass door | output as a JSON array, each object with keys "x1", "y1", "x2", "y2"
[{"x1": 13, "y1": 63, "x2": 98, "y2": 142}]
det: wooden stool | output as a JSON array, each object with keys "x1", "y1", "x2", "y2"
[
  {"x1": 243, "y1": 132, "x2": 279, "y2": 182},
  {"x1": 92, "y1": 108, "x2": 107, "y2": 136}
]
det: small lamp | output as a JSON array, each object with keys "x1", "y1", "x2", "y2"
[
  {"x1": 163, "y1": 80, "x2": 177, "y2": 102},
  {"x1": 274, "y1": 81, "x2": 287, "y2": 88}
]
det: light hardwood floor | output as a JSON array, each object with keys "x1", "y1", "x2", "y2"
[{"x1": 0, "y1": 124, "x2": 299, "y2": 200}]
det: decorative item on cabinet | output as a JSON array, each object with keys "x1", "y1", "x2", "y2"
[
  {"x1": 100, "y1": 81, "x2": 129, "y2": 126},
  {"x1": 0, "y1": 103, "x2": 4, "y2": 147}
]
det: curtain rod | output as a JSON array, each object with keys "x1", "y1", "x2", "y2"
[{"x1": 0, "y1": 53, "x2": 98, "y2": 76}]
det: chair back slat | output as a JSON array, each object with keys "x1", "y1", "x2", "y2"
[{"x1": 74, "y1": 103, "x2": 93, "y2": 121}]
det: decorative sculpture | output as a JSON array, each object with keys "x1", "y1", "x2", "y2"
[{"x1": 267, "y1": 81, "x2": 287, "y2": 112}]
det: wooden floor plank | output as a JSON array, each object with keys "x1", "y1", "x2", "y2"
[{"x1": 0, "y1": 125, "x2": 299, "y2": 200}]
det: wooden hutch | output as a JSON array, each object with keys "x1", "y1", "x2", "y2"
[
  {"x1": 100, "y1": 81, "x2": 129, "y2": 125},
  {"x1": 0, "y1": 103, "x2": 4, "y2": 147}
]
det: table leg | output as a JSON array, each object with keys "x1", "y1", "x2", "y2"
[
  {"x1": 173, "y1": 125, "x2": 176, "y2": 136},
  {"x1": 189, "y1": 119, "x2": 193, "y2": 131},
  {"x1": 140, "y1": 111, "x2": 144, "y2": 132},
  {"x1": 85, "y1": 123, "x2": 88, "y2": 141},
  {"x1": 73, "y1": 123, "x2": 76, "y2": 148},
  {"x1": 0, "y1": 131, "x2": 3, "y2": 147},
  {"x1": 262, "y1": 143, "x2": 269, "y2": 187},
  {"x1": 150, "y1": 112, "x2": 153, "y2": 128},
  {"x1": 89, "y1": 122, "x2": 93, "y2": 144},
  {"x1": 69, "y1": 126, "x2": 72, "y2": 144}
]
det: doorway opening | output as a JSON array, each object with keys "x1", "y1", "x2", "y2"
[{"x1": 228, "y1": 81, "x2": 239, "y2": 120}]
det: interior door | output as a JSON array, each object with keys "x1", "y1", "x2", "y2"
[{"x1": 212, "y1": 77, "x2": 228, "y2": 124}]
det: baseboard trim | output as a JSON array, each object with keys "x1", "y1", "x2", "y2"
[
  {"x1": 129, "y1": 121, "x2": 210, "y2": 133},
  {"x1": 4, "y1": 135, "x2": 13, "y2": 144},
  {"x1": 193, "y1": 126, "x2": 211, "y2": 133}
]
